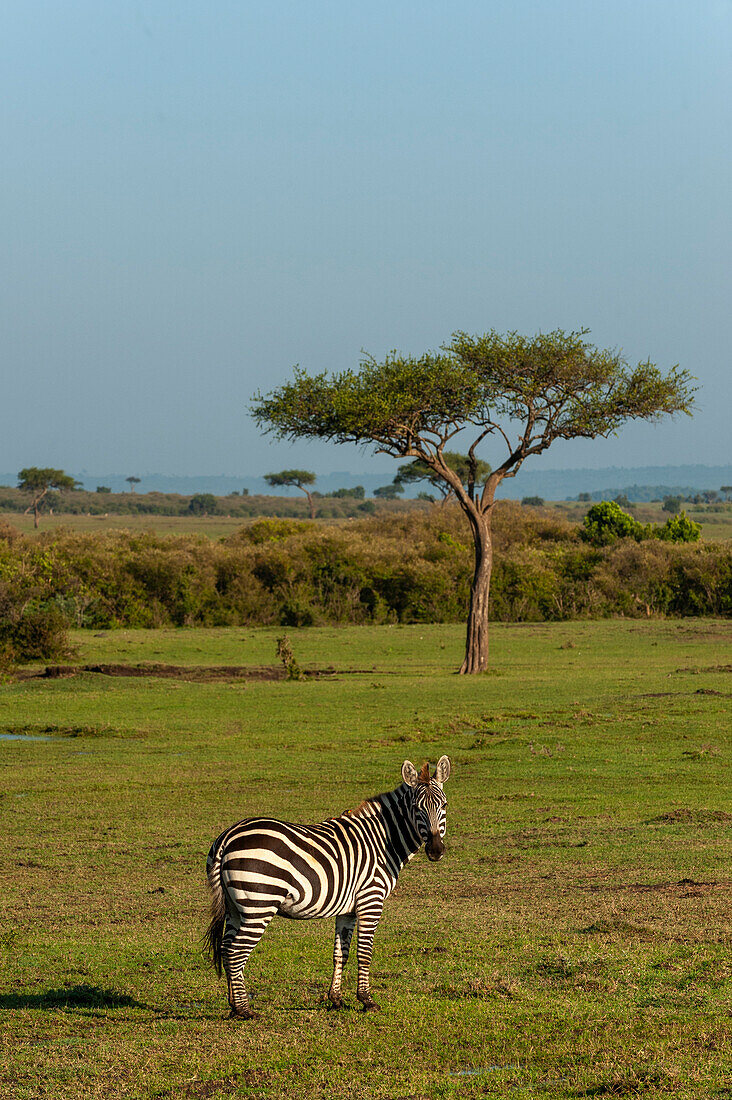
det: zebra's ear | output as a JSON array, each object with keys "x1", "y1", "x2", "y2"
[
  {"x1": 434, "y1": 756, "x2": 451, "y2": 784},
  {"x1": 402, "y1": 760, "x2": 419, "y2": 788}
]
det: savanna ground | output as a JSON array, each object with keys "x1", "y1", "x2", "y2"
[
  {"x1": 1, "y1": 621, "x2": 731, "y2": 1099},
  {"x1": 3, "y1": 498, "x2": 732, "y2": 541}
]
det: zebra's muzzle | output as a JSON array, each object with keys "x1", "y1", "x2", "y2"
[{"x1": 425, "y1": 835, "x2": 445, "y2": 862}]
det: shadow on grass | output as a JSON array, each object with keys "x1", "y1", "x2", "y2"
[
  {"x1": 0, "y1": 984, "x2": 147, "y2": 1012},
  {"x1": 0, "y1": 984, "x2": 224, "y2": 1022}
]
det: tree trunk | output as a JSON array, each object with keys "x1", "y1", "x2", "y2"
[
  {"x1": 305, "y1": 491, "x2": 315, "y2": 520},
  {"x1": 459, "y1": 512, "x2": 493, "y2": 674},
  {"x1": 33, "y1": 501, "x2": 39, "y2": 529}
]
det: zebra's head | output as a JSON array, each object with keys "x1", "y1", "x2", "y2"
[{"x1": 401, "y1": 756, "x2": 451, "y2": 862}]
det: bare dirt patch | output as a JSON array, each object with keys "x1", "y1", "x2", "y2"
[
  {"x1": 30, "y1": 663, "x2": 349, "y2": 683},
  {"x1": 647, "y1": 808, "x2": 732, "y2": 824},
  {"x1": 581, "y1": 878, "x2": 730, "y2": 896},
  {"x1": 673, "y1": 664, "x2": 732, "y2": 674}
]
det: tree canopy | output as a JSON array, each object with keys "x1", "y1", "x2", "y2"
[
  {"x1": 373, "y1": 483, "x2": 403, "y2": 500},
  {"x1": 253, "y1": 331, "x2": 694, "y2": 500},
  {"x1": 18, "y1": 467, "x2": 78, "y2": 494},
  {"x1": 264, "y1": 469, "x2": 316, "y2": 490}
]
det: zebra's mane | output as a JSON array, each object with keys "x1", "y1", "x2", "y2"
[{"x1": 340, "y1": 784, "x2": 409, "y2": 820}]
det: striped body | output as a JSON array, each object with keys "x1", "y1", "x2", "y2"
[{"x1": 205, "y1": 757, "x2": 450, "y2": 1017}]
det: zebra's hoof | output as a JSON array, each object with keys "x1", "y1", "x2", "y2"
[
  {"x1": 361, "y1": 1000, "x2": 381, "y2": 1013},
  {"x1": 327, "y1": 998, "x2": 346, "y2": 1010},
  {"x1": 228, "y1": 1008, "x2": 258, "y2": 1020}
]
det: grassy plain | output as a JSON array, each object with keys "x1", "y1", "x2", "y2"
[
  {"x1": 1, "y1": 621, "x2": 731, "y2": 1099},
  {"x1": 2, "y1": 512, "x2": 262, "y2": 539},
  {"x1": 4, "y1": 499, "x2": 732, "y2": 541}
]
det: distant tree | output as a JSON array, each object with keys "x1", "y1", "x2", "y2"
[
  {"x1": 188, "y1": 493, "x2": 217, "y2": 516},
  {"x1": 126, "y1": 476, "x2": 141, "y2": 493},
  {"x1": 578, "y1": 492, "x2": 592, "y2": 502},
  {"x1": 721, "y1": 486, "x2": 732, "y2": 502},
  {"x1": 417, "y1": 491, "x2": 436, "y2": 502},
  {"x1": 96, "y1": 485, "x2": 112, "y2": 494},
  {"x1": 330, "y1": 486, "x2": 365, "y2": 499},
  {"x1": 241, "y1": 488, "x2": 249, "y2": 497},
  {"x1": 394, "y1": 451, "x2": 491, "y2": 504},
  {"x1": 252, "y1": 327, "x2": 695, "y2": 673},
  {"x1": 662, "y1": 495, "x2": 682, "y2": 514},
  {"x1": 17, "y1": 467, "x2": 79, "y2": 529},
  {"x1": 614, "y1": 493, "x2": 631, "y2": 508},
  {"x1": 264, "y1": 470, "x2": 317, "y2": 519},
  {"x1": 373, "y1": 483, "x2": 404, "y2": 500},
  {"x1": 521, "y1": 496, "x2": 545, "y2": 507}
]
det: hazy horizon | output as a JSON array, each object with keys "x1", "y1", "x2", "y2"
[
  {"x1": 3, "y1": 463, "x2": 731, "y2": 505},
  {"x1": 2, "y1": 2, "x2": 730, "y2": 477}
]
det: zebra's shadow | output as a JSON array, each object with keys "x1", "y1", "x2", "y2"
[
  {"x1": 0, "y1": 984, "x2": 222, "y2": 1022},
  {"x1": 0, "y1": 984, "x2": 148, "y2": 1012}
]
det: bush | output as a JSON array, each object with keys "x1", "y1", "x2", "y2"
[
  {"x1": 0, "y1": 603, "x2": 72, "y2": 663},
  {"x1": 581, "y1": 501, "x2": 645, "y2": 546},
  {"x1": 329, "y1": 486, "x2": 365, "y2": 499},
  {"x1": 655, "y1": 511, "x2": 701, "y2": 543},
  {"x1": 188, "y1": 493, "x2": 217, "y2": 515},
  {"x1": 238, "y1": 518, "x2": 310, "y2": 544},
  {"x1": 0, "y1": 504, "x2": 727, "y2": 632}
]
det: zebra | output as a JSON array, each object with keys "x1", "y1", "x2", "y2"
[{"x1": 204, "y1": 755, "x2": 451, "y2": 1017}]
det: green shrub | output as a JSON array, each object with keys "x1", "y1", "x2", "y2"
[
  {"x1": 188, "y1": 493, "x2": 217, "y2": 515},
  {"x1": 0, "y1": 603, "x2": 72, "y2": 663},
  {"x1": 0, "y1": 504, "x2": 728, "y2": 631},
  {"x1": 655, "y1": 511, "x2": 701, "y2": 543},
  {"x1": 239, "y1": 518, "x2": 311, "y2": 544},
  {"x1": 581, "y1": 501, "x2": 645, "y2": 546}
]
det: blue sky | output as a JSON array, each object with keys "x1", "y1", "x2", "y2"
[{"x1": 2, "y1": 1, "x2": 730, "y2": 478}]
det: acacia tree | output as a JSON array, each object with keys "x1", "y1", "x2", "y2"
[
  {"x1": 395, "y1": 451, "x2": 491, "y2": 503},
  {"x1": 264, "y1": 469, "x2": 317, "y2": 519},
  {"x1": 252, "y1": 329, "x2": 695, "y2": 673},
  {"x1": 126, "y1": 476, "x2": 141, "y2": 493},
  {"x1": 373, "y1": 482, "x2": 404, "y2": 500},
  {"x1": 18, "y1": 467, "x2": 79, "y2": 528}
]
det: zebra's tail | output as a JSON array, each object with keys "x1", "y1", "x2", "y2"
[{"x1": 204, "y1": 836, "x2": 227, "y2": 977}]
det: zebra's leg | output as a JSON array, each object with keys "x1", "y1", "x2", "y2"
[
  {"x1": 355, "y1": 895, "x2": 385, "y2": 1012},
  {"x1": 328, "y1": 913, "x2": 356, "y2": 1008},
  {"x1": 222, "y1": 907, "x2": 277, "y2": 1019}
]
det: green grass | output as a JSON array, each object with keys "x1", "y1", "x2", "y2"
[{"x1": 2, "y1": 621, "x2": 731, "y2": 1099}]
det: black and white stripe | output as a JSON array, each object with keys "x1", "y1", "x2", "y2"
[{"x1": 205, "y1": 756, "x2": 451, "y2": 1016}]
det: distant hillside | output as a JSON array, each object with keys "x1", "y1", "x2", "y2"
[
  {"x1": 492, "y1": 465, "x2": 732, "y2": 502},
  {"x1": 1, "y1": 464, "x2": 730, "y2": 501}
]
